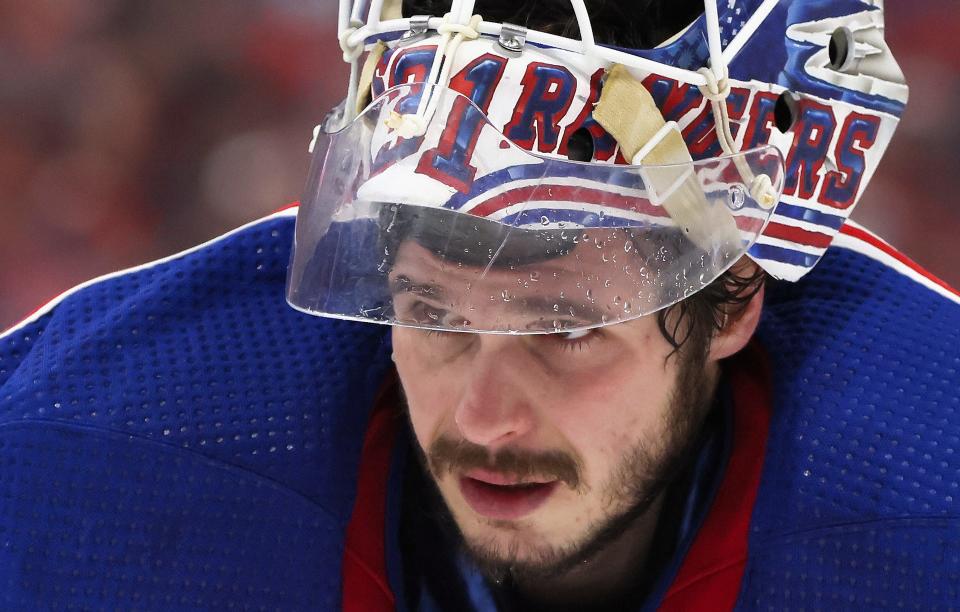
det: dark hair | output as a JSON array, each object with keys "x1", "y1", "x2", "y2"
[
  {"x1": 396, "y1": 0, "x2": 764, "y2": 356},
  {"x1": 657, "y1": 263, "x2": 765, "y2": 358},
  {"x1": 402, "y1": 0, "x2": 704, "y2": 49}
]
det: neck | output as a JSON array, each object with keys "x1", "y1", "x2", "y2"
[{"x1": 509, "y1": 492, "x2": 668, "y2": 611}]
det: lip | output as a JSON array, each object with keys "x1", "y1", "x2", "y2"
[
  {"x1": 459, "y1": 475, "x2": 558, "y2": 521},
  {"x1": 463, "y1": 468, "x2": 554, "y2": 486}
]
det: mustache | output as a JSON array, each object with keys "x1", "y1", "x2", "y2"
[{"x1": 428, "y1": 436, "x2": 582, "y2": 490}]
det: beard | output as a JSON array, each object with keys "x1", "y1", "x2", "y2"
[{"x1": 405, "y1": 340, "x2": 717, "y2": 587}]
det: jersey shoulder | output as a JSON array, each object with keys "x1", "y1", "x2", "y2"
[
  {"x1": 0, "y1": 209, "x2": 392, "y2": 609},
  {"x1": 745, "y1": 222, "x2": 960, "y2": 609}
]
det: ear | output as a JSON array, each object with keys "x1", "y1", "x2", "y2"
[{"x1": 707, "y1": 275, "x2": 765, "y2": 362}]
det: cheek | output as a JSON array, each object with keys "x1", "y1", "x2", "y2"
[
  {"x1": 544, "y1": 345, "x2": 669, "y2": 429},
  {"x1": 552, "y1": 397, "x2": 647, "y2": 486},
  {"x1": 392, "y1": 330, "x2": 459, "y2": 446},
  {"x1": 543, "y1": 347, "x2": 676, "y2": 483}
]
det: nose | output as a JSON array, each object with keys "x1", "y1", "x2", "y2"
[{"x1": 453, "y1": 338, "x2": 536, "y2": 448}]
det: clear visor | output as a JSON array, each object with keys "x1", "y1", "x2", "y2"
[{"x1": 287, "y1": 84, "x2": 784, "y2": 334}]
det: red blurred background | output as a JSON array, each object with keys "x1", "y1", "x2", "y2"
[{"x1": 1, "y1": 1, "x2": 958, "y2": 329}]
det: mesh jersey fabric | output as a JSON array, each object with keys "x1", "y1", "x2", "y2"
[
  {"x1": 743, "y1": 235, "x2": 960, "y2": 610},
  {"x1": 0, "y1": 213, "x2": 394, "y2": 609},
  {"x1": 0, "y1": 210, "x2": 958, "y2": 610}
]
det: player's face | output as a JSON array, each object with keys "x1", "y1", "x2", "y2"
[{"x1": 391, "y1": 238, "x2": 718, "y2": 577}]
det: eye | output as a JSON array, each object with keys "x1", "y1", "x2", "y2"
[
  {"x1": 564, "y1": 127, "x2": 595, "y2": 162},
  {"x1": 547, "y1": 327, "x2": 600, "y2": 352},
  {"x1": 406, "y1": 300, "x2": 470, "y2": 329},
  {"x1": 421, "y1": 326, "x2": 475, "y2": 360},
  {"x1": 560, "y1": 329, "x2": 593, "y2": 341}
]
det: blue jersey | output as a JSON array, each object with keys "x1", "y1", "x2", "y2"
[{"x1": 1, "y1": 209, "x2": 958, "y2": 609}]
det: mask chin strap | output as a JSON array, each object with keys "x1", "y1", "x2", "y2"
[
  {"x1": 698, "y1": 0, "x2": 776, "y2": 209},
  {"x1": 385, "y1": 12, "x2": 483, "y2": 138},
  {"x1": 336, "y1": 3, "x2": 483, "y2": 134},
  {"x1": 336, "y1": 0, "x2": 411, "y2": 126},
  {"x1": 595, "y1": 65, "x2": 741, "y2": 253},
  {"x1": 338, "y1": 0, "x2": 368, "y2": 124},
  {"x1": 697, "y1": 67, "x2": 776, "y2": 209}
]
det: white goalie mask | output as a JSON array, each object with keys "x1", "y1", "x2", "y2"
[{"x1": 287, "y1": 0, "x2": 907, "y2": 334}]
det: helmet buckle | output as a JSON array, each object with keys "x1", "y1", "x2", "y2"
[
  {"x1": 497, "y1": 23, "x2": 527, "y2": 56},
  {"x1": 400, "y1": 15, "x2": 431, "y2": 45}
]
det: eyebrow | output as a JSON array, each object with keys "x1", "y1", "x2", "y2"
[
  {"x1": 510, "y1": 295, "x2": 596, "y2": 320},
  {"x1": 389, "y1": 275, "x2": 448, "y2": 301},
  {"x1": 389, "y1": 275, "x2": 594, "y2": 320}
]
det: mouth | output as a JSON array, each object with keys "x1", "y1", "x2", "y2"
[{"x1": 458, "y1": 470, "x2": 559, "y2": 520}]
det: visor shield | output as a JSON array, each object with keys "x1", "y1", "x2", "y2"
[{"x1": 287, "y1": 84, "x2": 784, "y2": 334}]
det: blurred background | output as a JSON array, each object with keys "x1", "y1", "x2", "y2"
[{"x1": 1, "y1": 0, "x2": 958, "y2": 329}]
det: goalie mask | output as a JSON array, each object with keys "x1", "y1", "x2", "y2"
[{"x1": 286, "y1": 0, "x2": 907, "y2": 334}]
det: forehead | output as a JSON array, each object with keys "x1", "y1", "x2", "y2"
[{"x1": 387, "y1": 226, "x2": 667, "y2": 332}]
